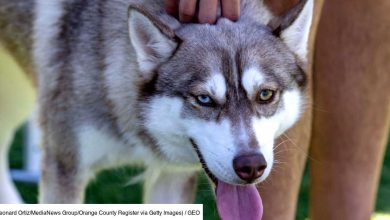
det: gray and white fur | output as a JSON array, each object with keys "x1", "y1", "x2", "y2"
[{"x1": 0, "y1": 0, "x2": 313, "y2": 204}]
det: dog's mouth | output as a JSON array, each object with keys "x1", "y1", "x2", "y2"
[{"x1": 190, "y1": 139, "x2": 263, "y2": 220}]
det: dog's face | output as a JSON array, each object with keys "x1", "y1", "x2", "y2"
[{"x1": 129, "y1": 0, "x2": 312, "y2": 188}]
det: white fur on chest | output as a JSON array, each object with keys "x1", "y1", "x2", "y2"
[
  {"x1": 77, "y1": 126, "x2": 154, "y2": 171},
  {"x1": 76, "y1": 124, "x2": 200, "y2": 172}
]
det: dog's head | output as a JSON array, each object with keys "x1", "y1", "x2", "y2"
[{"x1": 128, "y1": 0, "x2": 312, "y2": 218}]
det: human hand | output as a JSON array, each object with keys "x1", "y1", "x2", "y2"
[{"x1": 165, "y1": 0, "x2": 240, "y2": 24}]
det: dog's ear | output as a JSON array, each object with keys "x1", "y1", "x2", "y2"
[
  {"x1": 267, "y1": 0, "x2": 313, "y2": 63},
  {"x1": 128, "y1": 5, "x2": 179, "y2": 75}
]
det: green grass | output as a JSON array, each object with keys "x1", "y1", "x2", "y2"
[
  {"x1": 8, "y1": 128, "x2": 390, "y2": 220},
  {"x1": 376, "y1": 143, "x2": 390, "y2": 213}
]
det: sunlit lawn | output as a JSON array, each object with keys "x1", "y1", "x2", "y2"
[{"x1": 373, "y1": 214, "x2": 390, "y2": 220}]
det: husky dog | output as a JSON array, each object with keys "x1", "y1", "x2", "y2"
[{"x1": 0, "y1": 0, "x2": 313, "y2": 219}]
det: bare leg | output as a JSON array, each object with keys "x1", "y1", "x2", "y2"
[
  {"x1": 257, "y1": 1, "x2": 324, "y2": 219},
  {"x1": 310, "y1": 0, "x2": 390, "y2": 219}
]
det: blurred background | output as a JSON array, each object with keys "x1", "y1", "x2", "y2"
[{"x1": 1, "y1": 45, "x2": 390, "y2": 220}]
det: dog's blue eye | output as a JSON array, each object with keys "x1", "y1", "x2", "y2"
[{"x1": 196, "y1": 95, "x2": 214, "y2": 106}]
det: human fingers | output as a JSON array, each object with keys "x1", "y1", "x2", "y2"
[
  {"x1": 179, "y1": 0, "x2": 198, "y2": 22},
  {"x1": 165, "y1": 0, "x2": 179, "y2": 16},
  {"x1": 221, "y1": 0, "x2": 240, "y2": 21},
  {"x1": 198, "y1": 0, "x2": 218, "y2": 24}
]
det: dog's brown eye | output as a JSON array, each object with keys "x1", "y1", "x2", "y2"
[{"x1": 258, "y1": 89, "x2": 275, "y2": 103}]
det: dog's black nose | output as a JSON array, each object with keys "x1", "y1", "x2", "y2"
[{"x1": 233, "y1": 154, "x2": 267, "y2": 183}]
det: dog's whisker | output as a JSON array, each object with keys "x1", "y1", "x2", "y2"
[
  {"x1": 282, "y1": 134, "x2": 308, "y2": 154},
  {"x1": 273, "y1": 160, "x2": 287, "y2": 165},
  {"x1": 273, "y1": 139, "x2": 290, "y2": 151},
  {"x1": 283, "y1": 134, "x2": 321, "y2": 163}
]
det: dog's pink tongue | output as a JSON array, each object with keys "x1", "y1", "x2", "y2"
[{"x1": 216, "y1": 181, "x2": 263, "y2": 220}]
